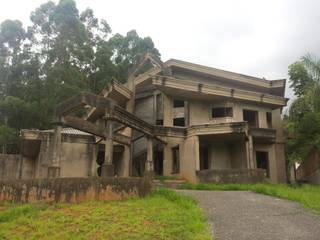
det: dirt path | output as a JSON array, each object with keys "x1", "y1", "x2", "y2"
[{"x1": 178, "y1": 190, "x2": 320, "y2": 240}]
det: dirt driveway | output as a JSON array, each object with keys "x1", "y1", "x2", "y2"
[{"x1": 178, "y1": 190, "x2": 320, "y2": 240}]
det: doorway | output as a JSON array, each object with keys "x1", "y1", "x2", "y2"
[
  {"x1": 243, "y1": 109, "x2": 259, "y2": 128},
  {"x1": 256, "y1": 151, "x2": 269, "y2": 177},
  {"x1": 154, "y1": 150, "x2": 163, "y2": 175},
  {"x1": 200, "y1": 146, "x2": 209, "y2": 170}
]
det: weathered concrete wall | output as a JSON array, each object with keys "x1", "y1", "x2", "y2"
[
  {"x1": 209, "y1": 142, "x2": 231, "y2": 169},
  {"x1": 231, "y1": 142, "x2": 247, "y2": 168},
  {"x1": 35, "y1": 133, "x2": 97, "y2": 178},
  {"x1": 253, "y1": 142, "x2": 286, "y2": 183},
  {"x1": 134, "y1": 96, "x2": 154, "y2": 124},
  {"x1": 197, "y1": 169, "x2": 267, "y2": 183},
  {"x1": 188, "y1": 98, "x2": 275, "y2": 128},
  {"x1": 181, "y1": 135, "x2": 199, "y2": 182},
  {"x1": 0, "y1": 177, "x2": 151, "y2": 203},
  {"x1": 173, "y1": 70, "x2": 277, "y2": 95},
  {"x1": 0, "y1": 154, "x2": 21, "y2": 179},
  {"x1": 162, "y1": 136, "x2": 184, "y2": 176}
]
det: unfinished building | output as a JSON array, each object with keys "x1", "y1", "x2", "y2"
[{"x1": 1, "y1": 54, "x2": 288, "y2": 183}]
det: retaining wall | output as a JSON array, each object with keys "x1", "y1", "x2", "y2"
[
  {"x1": 0, "y1": 177, "x2": 151, "y2": 203},
  {"x1": 196, "y1": 169, "x2": 267, "y2": 183}
]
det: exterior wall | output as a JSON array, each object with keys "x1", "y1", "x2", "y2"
[
  {"x1": 134, "y1": 96, "x2": 154, "y2": 124},
  {"x1": 189, "y1": 100, "x2": 210, "y2": 125},
  {"x1": 253, "y1": 142, "x2": 286, "y2": 183},
  {"x1": 0, "y1": 177, "x2": 151, "y2": 203},
  {"x1": 231, "y1": 142, "x2": 247, "y2": 168},
  {"x1": 60, "y1": 140, "x2": 95, "y2": 178},
  {"x1": 188, "y1": 99, "x2": 275, "y2": 128},
  {"x1": 0, "y1": 154, "x2": 21, "y2": 179},
  {"x1": 35, "y1": 133, "x2": 97, "y2": 178},
  {"x1": 180, "y1": 135, "x2": 199, "y2": 182},
  {"x1": 162, "y1": 136, "x2": 184, "y2": 176},
  {"x1": 204, "y1": 141, "x2": 247, "y2": 170},
  {"x1": 173, "y1": 70, "x2": 276, "y2": 94},
  {"x1": 209, "y1": 142, "x2": 231, "y2": 169},
  {"x1": 163, "y1": 94, "x2": 173, "y2": 126}
]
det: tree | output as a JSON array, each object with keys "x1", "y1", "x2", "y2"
[
  {"x1": 286, "y1": 54, "x2": 320, "y2": 164},
  {"x1": 0, "y1": 0, "x2": 161, "y2": 153}
]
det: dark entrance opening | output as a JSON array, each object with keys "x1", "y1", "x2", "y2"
[
  {"x1": 154, "y1": 150, "x2": 163, "y2": 175},
  {"x1": 200, "y1": 146, "x2": 209, "y2": 170},
  {"x1": 173, "y1": 117, "x2": 185, "y2": 126},
  {"x1": 256, "y1": 151, "x2": 269, "y2": 177},
  {"x1": 243, "y1": 109, "x2": 259, "y2": 128},
  {"x1": 96, "y1": 150, "x2": 105, "y2": 177},
  {"x1": 172, "y1": 146, "x2": 180, "y2": 174}
]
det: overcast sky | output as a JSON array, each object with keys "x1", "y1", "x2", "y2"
[{"x1": 1, "y1": 0, "x2": 320, "y2": 107}]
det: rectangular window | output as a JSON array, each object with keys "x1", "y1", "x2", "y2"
[
  {"x1": 212, "y1": 107, "x2": 233, "y2": 118},
  {"x1": 172, "y1": 146, "x2": 180, "y2": 173},
  {"x1": 243, "y1": 109, "x2": 259, "y2": 128},
  {"x1": 256, "y1": 151, "x2": 269, "y2": 177},
  {"x1": 173, "y1": 117, "x2": 185, "y2": 127},
  {"x1": 266, "y1": 112, "x2": 272, "y2": 128},
  {"x1": 156, "y1": 119, "x2": 163, "y2": 125},
  {"x1": 173, "y1": 99, "x2": 185, "y2": 108}
]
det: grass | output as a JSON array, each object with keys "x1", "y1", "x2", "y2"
[
  {"x1": 0, "y1": 189, "x2": 211, "y2": 240},
  {"x1": 154, "y1": 175, "x2": 179, "y2": 181},
  {"x1": 181, "y1": 182, "x2": 320, "y2": 212}
]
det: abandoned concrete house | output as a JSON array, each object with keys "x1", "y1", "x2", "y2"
[{"x1": 0, "y1": 54, "x2": 288, "y2": 183}]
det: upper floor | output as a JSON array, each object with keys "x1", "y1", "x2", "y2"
[{"x1": 95, "y1": 54, "x2": 287, "y2": 139}]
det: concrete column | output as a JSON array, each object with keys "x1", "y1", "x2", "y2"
[
  {"x1": 184, "y1": 101, "x2": 189, "y2": 126},
  {"x1": 153, "y1": 93, "x2": 157, "y2": 124},
  {"x1": 101, "y1": 120, "x2": 114, "y2": 177},
  {"x1": 246, "y1": 135, "x2": 254, "y2": 169},
  {"x1": 163, "y1": 94, "x2": 173, "y2": 126},
  {"x1": 90, "y1": 144, "x2": 99, "y2": 177},
  {"x1": 49, "y1": 124, "x2": 62, "y2": 178},
  {"x1": 145, "y1": 137, "x2": 154, "y2": 173}
]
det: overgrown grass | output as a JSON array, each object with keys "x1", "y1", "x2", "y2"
[
  {"x1": 154, "y1": 175, "x2": 179, "y2": 181},
  {"x1": 0, "y1": 189, "x2": 211, "y2": 240},
  {"x1": 181, "y1": 183, "x2": 320, "y2": 212}
]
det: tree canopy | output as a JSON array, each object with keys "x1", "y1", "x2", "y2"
[
  {"x1": 0, "y1": 0, "x2": 160, "y2": 153},
  {"x1": 286, "y1": 54, "x2": 320, "y2": 164}
]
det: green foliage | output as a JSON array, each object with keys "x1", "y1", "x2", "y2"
[
  {"x1": 0, "y1": 189, "x2": 211, "y2": 239},
  {"x1": 181, "y1": 183, "x2": 320, "y2": 212},
  {"x1": 286, "y1": 54, "x2": 320, "y2": 164},
  {"x1": 288, "y1": 61, "x2": 313, "y2": 97},
  {"x1": 0, "y1": 125, "x2": 17, "y2": 146},
  {"x1": 0, "y1": 0, "x2": 160, "y2": 152}
]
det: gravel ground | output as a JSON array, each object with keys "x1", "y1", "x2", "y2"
[{"x1": 178, "y1": 190, "x2": 320, "y2": 240}]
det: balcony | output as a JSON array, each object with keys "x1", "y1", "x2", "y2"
[{"x1": 249, "y1": 127, "x2": 276, "y2": 142}]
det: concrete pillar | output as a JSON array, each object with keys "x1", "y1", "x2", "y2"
[
  {"x1": 163, "y1": 94, "x2": 173, "y2": 126},
  {"x1": 145, "y1": 137, "x2": 154, "y2": 173},
  {"x1": 153, "y1": 92, "x2": 157, "y2": 124},
  {"x1": 90, "y1": 144, "x2": 99, "y2": 177},
  {"x1": 101, "y1": 120, "x2": 114, "y2": 177},
  {"x1": 49, "y1": 124, "x2": 62, "y2": 178},
  {"x1": 246, "y1": 135, "x2": 254, "y2": 169}
]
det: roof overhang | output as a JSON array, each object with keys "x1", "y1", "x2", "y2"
[
  {"x1": 166, "y1": 59, "x2": 286, "y2": 95},
  {"x1": 152, "y1": 75, "x2": 288, "y2": 109}
]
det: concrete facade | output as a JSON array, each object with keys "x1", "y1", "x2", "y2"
[{"x1": 0, "y1": 54, "x2": 288, "y2": 183}]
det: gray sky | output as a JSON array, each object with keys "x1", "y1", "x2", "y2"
[{"x1": 1, "y1": 0, "x2": 320, "y2": 107}]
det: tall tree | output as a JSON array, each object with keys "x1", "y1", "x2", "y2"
[
  {"x1": 0, "y1": 0, "x2": 161, "y2": 153},
  {"x1": 286, "y1": 54, "x2": 320, "y2": 163}
]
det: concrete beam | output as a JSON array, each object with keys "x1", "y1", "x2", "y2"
[{"x1": 62, "y1": 116, "x2": 131, "y2": 146}]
